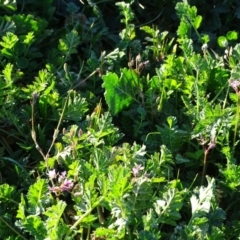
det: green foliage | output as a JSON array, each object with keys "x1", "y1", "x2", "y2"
[
  {"x1": 1, "y1": 0, "x2": 240, "y2": 239},
  {"x1": 175, "y1": 2, "x2": 203, "y2": 39},
  {"x1": 175, "y1": 177, "x2": 225, "y2": 239},
  {"x1": 102, "y1": 68, "x2": 142, "y2": 115},
  {"x1": 116, "y1": 1, "x2": 136, "y2": 41},
  {"x1": 0, "y1": 0, "x2": 16, "y2": 12},
  {"x1": 154, "y1": 188, "x2": 183, "y2": 226},
  {"x1": 58, "y1": 30, "x2": 81, "y2": 58},
  {"x1": 140, "y1": 26, "x2": 175, "y2": 61}
]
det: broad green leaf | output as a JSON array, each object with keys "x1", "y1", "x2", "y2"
[
  {"x1": 102, "y1": 68, "x2": 140, "y2": 115},
  {"x1": 16, "y1": 57, "x2": 29, "y2": 68},
  {"x1": 217, "y1": 36, "x2": 228, "y2": 48},
  {"x1": 226, "y1": 31, "x2": 238, "y2": 41},
  {"x1": 27, "y1": 178, "x2": 50, "y2": 215}
]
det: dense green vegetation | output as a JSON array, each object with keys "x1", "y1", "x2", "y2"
[{"x1": 1, "y1": 0, "x2": 240, "y2": 239}]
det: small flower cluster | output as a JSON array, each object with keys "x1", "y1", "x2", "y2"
[
  {"x1": 132, "y1": 163, "x2": 144, "y2": 178},
  {"x1": 198, "y1": 135, "x2": 216, "y2": 154},
  {"x1": 229, "y1": 79, "x2": 240, "y2": 94},
  {"x1": 128, "y1": 53, "x2": 149, "y2": 74},
  {"x1": 48, "y1": 169, "x2": 74, "y2": 195}
]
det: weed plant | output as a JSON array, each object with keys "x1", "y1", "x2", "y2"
[{"x1": 1, "y1": 0, "x2": 240, "y2": 239}]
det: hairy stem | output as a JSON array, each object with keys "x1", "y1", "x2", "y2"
[{"x1": 201, "y1": 151, "x2": 208, "y2": 185}]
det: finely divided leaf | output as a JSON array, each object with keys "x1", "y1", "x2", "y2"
[
  {"x1": 0, "y1": 19, "x2": 15, "y2": 35},
  {"x1": 58, "y1": 30, "x2": 80, "y2": 55},
  {"x1": 190, "y1": 177, "x2": 215, "y2": 216},
  {"x1": 63, "y1": 92, "x2": 88, "y2": 121},
  {"x1": 16, "y1": 194, "x2": 47, "y2": 238},
  {"x1": 15, "y1": 215, "x2": 47, "y2": 239},
  {"x1": 44, "y1": 200, "x2": 67, "y2": 229},
  {"x1": 27, "y1": 178, "x2": 50, "y2": 215},
  {"x1": 154, "y1": 188, "x2": 183, "y2": 226},
  {"x1": 0, "y1": 183, "x2": 15, "y2": 202},
  {"x1": 44, "y1": 200, "x2": 69, "y2": 238}
]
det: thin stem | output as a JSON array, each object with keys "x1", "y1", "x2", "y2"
[
  {"x1": 87, "y1": 226, "x2": 91, "y2": 240},
  {"x1": 201, "y1": 151, "x2": 208, "y2": 185},
  {"x1": 46, "y1": 90, "x2": 71, "y2": 157},
  {"x1": 195, "y1": 70, "x2": 199, "y2": 119},
  {"x1": 210, "y1": 80, "x2": 229, "y2": 107},
  {"x1": 0, "y1": 216, "x2": 27, "y2": 240},
  {"x1": 66, "y1": 197, "x2": 104, "y2": 237},
  {"x1": 71, "y1": 68, "x2": 100, "y2": 92},
  {"x1": 233, "y1": 93, "x2": 240, "y2": 150},
  {"x1": 31, "y1": 94, "x2": 46, "y2": 161},
  {"x1": 97, "y1": 206, "x2": 105, "y2": 224}
]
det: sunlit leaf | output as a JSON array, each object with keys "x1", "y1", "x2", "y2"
[
  {"x1": 102, "y1": 68, "x2": 140, "y2": 115},
  {"x1": 0, "y1": 0, "x2": 17, "y2": 12},
  {"x1": 27, "y1": 178, "x2": 50, "y2": 215},
  {"x1": 226, "y1": 31, "x2": 238, "y2": 41},
  {"x1": 217, "y1": 36, "x2": 228, "y2": 48}
]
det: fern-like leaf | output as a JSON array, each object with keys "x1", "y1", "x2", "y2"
[
  {"x1": 27, "y1": 178, "x2": 50, "y2": 215},
  {"x1": 0, "y1": 18, "x2": 15, "y2": 36},
  {"x1": 154, "y1": 188, "x2": 183, "y2": 226},
  {"x1": 44, "y1": 200, "x2": 67, "y2": 230},
  {"x1": 58, "y1": 30, "x2": 80, "y2": 57}
]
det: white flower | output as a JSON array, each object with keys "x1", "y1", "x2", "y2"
[{"x1": 48, "y1": 169, "x2": 57, "y2": 179}]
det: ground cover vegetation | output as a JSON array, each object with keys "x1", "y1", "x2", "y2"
[{"x1": 1, "y1": 0, "x2": 240, "y2": 239}]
